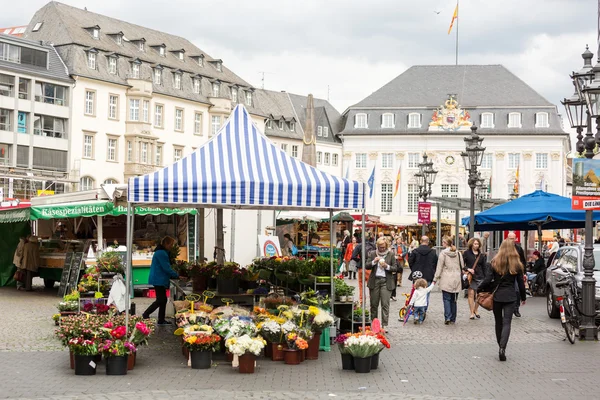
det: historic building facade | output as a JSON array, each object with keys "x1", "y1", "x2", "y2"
[{"x1": 339, "y1": 65, "x2": 570, "y2": 223}]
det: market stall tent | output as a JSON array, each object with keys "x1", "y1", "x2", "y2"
[
  {"x1": 126, "y1": 104, "x2": 367, "y2": 330},
  {"x1": 0, "y1": 203, "x2": 31, "y2": 286}
]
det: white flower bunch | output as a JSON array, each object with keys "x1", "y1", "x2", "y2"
[
  {"x1": 344, "y1": 335, "x2": 382, "y2": 358},
  {"x1": 228, "y1": 316, "x2": 257, "y2": 338},
  {"x1": 281, "y1": 321, "x2": 297, "y2": 335},
  {"x1": 261, "y1": 320, "x2": 281, "y2": 335},
  {"x1": 312, "y1": 312, "x2": 334, "y2": 330},
  {"x1": 225, "y1": 334, "x2": 266, "y2": 356}
]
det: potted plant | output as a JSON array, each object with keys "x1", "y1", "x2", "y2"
[
  {"x1": 225, "y1": 334, "x2": 266, "y2": 373},
  {"x1": 306, "y1": 309, "x2": 333, "y2": 360},
  {"x1": 259, "y1": 320, "x2": 285, "y2": 361},
  {"x1": 353, "y1": 308, "x2": 370, "y2": 322},
  {"x1": 183, "y1": 332, "x2": 221, "y2": 369},
  {"x1": 96, "y1": 251, "x2": 124, "y2": 277},
  {"x1": 344, "y1": 335, "x2": 383, "y2": 373},
  {"x1": 346, "y1": 286, "x2": 355, "y2": 302},
  {"x1": 68, "y1": 337, "x2": 99, "y2": 375},
  {"x1": 189, "y1": 261, "x2": 211, "y2": 293},
  {"x1": 214, "y1": 262, "x2": 243, "y2": 294},
  {"x1": 334, "y1": 333, "x2": 353, "y2": 370},
  {"x1": 283, "y1": 332, "x2": 308, "y2": 365},
  {"x1": 100, "y1": 325, "x2": 135, "y2": 375}
]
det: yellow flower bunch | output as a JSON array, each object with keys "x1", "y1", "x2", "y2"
[{"x1": 308, "y1": 306, "x2": 320, "y2": 316}]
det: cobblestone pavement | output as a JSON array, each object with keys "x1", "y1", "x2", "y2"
[{"x1": 1, "y1": 276, "x2": 599, "y2": 400}]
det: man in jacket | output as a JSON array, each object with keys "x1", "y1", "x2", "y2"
[
  {"x1": 507, "y1": 232, "x2": 526, "y2": 317},
  {"x1": 408, "y1": 236, "x2": 438, "y2": 314}
]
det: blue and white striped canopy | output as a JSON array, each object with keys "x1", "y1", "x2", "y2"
[{"x1": 128, "y1": 105, "x2": 364, "y2": 211}]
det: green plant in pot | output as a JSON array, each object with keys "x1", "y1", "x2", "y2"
[
  {"x1": 353, "y1": 307, "x2": 370, "y2": 322},
  {"x1": 96, "y1": 251, "x2": 124, "y2": 275},
  {"x1": 214, "y1": 262, "x2": 242, "y2": 294}
]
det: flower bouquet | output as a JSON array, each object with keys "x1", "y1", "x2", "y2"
[
  {"x1": 282, "y1": 332, "x2": 307, "y2": 365},
  {"x1": 183, "y1": 333, "x2": 221, "y2": 352},
  {"x1": 310, "y1": 310, "x2": 334, "y2": 332},
  {"x1": 58, "y1": 301, "x2": 79, "y2": 312},
  {"x1": 258, "y1": 320, "x2": 283, "y2": 343},
  {"x1": 344, "y1": 334, "x2": 383, "y2": 373},
  {"x1": 225, "y1": 334, "x2": 266, "y2": 373},
  {"x1": 128, "y1": 321, "x2": 151, "y2": 346},
  {"x1": 96, "y1": 251, "x2": 124, "y2": 275}
]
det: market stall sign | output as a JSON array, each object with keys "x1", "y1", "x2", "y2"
[
  {"x1": 0, "y1": 208, "x2": 30, "y2": 223},
  {"x1": 112, "y1": 205, "x2": 198, "y2": 216},
  {"x1": 30, "y1": 201, "x2": 115, "y2": 220}
]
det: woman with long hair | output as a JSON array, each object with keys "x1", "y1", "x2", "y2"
[
  {"x1": 479, "y1": 240, "x2": 527, "y2": 361},
  {"x1": 463, "y1": 237, "x2": 487, "y2": 319},
  {"x1": 433, "y1": 239, "x2": 463, "y2": 325}
]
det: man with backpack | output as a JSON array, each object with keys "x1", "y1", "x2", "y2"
[{"x1": 407, "y1": 236, "x2": 439, "y2": 316}]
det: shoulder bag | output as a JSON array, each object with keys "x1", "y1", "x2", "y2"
[
  {"x1": 467, "y1": 253, "x2": 482, "y2": 285},
  {"x1": 460, "y1": 253, "x2": 470, "y2": 290},
  {"x1": 476, "y1": 279, "x2": 500, "y2": 311}
]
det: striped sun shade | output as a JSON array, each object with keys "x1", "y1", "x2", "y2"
[{"x1": 128, "y1": 105, "x2": 364, "y2": 211}]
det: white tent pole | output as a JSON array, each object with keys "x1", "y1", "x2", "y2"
[
  {"x1": 256, "y1": 210, "x2": 261, "y2": 257},
  {"x1": 361, "y1": 206, "x2": 366, "y2": 333},
  {"x1": 329, "y1": 210, "x2": 334, "y2": 315},
  {"x1": 97, "y1": 216, "x2": 103, "y2": 251},
  {"x1": 125, "y1": 202, "x2": 133, "y2": 336},
  {"x1": 216, "y1": 209, "x2": 224, "y2": 265},
  {"x1": 230, "y1": 209, "x2": 236, "y2": 261}
]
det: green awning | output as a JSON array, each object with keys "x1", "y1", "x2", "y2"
[
  {"x1": 112, "y1": 205, "x2": 197, "y2": 216},
  {"x1": 0, "y1": 208, "x2": 31, "y2": 223},
  {"x1": 30, "y1": 201, "x2": 114, "y2": 220}
]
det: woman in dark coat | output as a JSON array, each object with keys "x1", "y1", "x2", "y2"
[
  {"x1": 479, "y1": 240, "x2": 527, "y2": 361},
  {"x1": 462, "y1": 237, "x2": 487, "y2": 319}
]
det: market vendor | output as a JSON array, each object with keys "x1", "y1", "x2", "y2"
[
  {"x1": 142, "y1": 236, "x2": 179, "y2": 325},
  {"x1": 309, "y1": 229, "x2": 320, "y2": 245}
]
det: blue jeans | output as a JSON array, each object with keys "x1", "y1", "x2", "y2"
[
  {"x1": 442, "y1": 291, "x2": 457, "y2": 322},
  {"x1": 413, "y1": 306, "x2": 426, "y2": 322}
]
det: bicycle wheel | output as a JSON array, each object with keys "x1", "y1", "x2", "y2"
[
  {"x1": 563, "y1": 319, "x2": 576, "y2": 344},
  {"x1": 399, "y1": 307, "x2": 406, "y2": 319}
]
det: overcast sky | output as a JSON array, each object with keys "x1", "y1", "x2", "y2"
[{"x1": 1, "y1": 0, "x2": 596, "y2": 122}]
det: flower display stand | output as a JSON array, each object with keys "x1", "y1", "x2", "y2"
[
  {"x1": 319, "y1": 327, "x2": 331, "y2": 351},
  {"x1": 341, "y1": 353, "x2": 354, "y2": 370}
]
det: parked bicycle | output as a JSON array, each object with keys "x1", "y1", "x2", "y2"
[{"x1": 555, "y1": 267, "x2": 580, "y2": 344}]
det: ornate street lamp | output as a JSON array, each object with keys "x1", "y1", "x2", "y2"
[
  {"x1": 462, "y1": 126, "x2": 485, "y2": 240},
  {"x1": 564, "y1": 45, "x2": 598, "y2": 340},
  {"x1": 415, "y1": 153, "x2": 437, "y2": 236}
]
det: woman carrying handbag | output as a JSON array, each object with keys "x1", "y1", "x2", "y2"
[
  {"x1": 478, "y1": 240, "x2": 526, "y2": 362},
  {"x1": 463, "y1": 238, "x2": 487, "y2": 320}
]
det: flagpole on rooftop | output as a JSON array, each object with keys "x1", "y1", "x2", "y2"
[{"x1": 455, "y1": 0, "x2": 459, "y2": 65}]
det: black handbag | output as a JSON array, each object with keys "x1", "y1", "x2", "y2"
[{"x1": 460, "y1": 253, "x2": 470, "y2": 290}]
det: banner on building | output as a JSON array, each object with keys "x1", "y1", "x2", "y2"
[
  {"x1": 417, "y1": 202, "x2": 431, "y2": 225},
  {"x1": 572, "y1": 159, "x2": 600, "y2": 210}
]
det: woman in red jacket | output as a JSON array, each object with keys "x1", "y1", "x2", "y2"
[{"x1": 344, "y1": 236, "x2": 357, "y2": 279}]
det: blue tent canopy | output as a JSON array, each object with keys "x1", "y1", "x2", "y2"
[
  {"x1": 127, "y1": 105, "x2": 364, "y2": 211},
  {"x1": 461, "y1": 190, "x2": 600, "y2": 231}
]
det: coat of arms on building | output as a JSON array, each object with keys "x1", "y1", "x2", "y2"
[{"x1": 429, "y1": 95, "x2": 473, "y2": 131}]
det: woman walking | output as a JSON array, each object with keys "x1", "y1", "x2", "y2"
[
  {"x1": 344, "y1": 236, "x2": 357, "y2": 279},
  {"x1": 142, "y1": 236, "x2": 179, "y2": 325},
  {"x1": 463, "y1": 238, "x2": 487, "y2": 320},
  {"x1": 366, "y1": 238, "x2": 398, "y2": 328},
  {"x1": 479, "y1": 240, "x2": 526, "y2": 361},
  {"x1": 433, "y1": 239, "x2": 463, "y2": 325}
]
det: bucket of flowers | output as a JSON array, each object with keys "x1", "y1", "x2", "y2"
[
  {"x1": 334, "y1": 333, "x2": 353, "y2": 370},
  {"x1": 100, "y1": 325, "x2": 135, "y2": 376},
  {"x1": 225, "y1": 334, "x2": 266, "y2": 373},
  {"x1": 344, "y1": 334, "x2": 383, "y2": 373},
  {"x1": 306, "y1": 307, "x2": 334, "y2": 360},
  {"x1": 68, "y1": 337, "x2": 99, "y2": 376},
  {"x1": 258, "y1": 319, "x2": 285, "y2": 361},
  {"x1": 214, "y1": 262, "x2": 243, "y2": 294},
  {"x1": 183, "y1": 331, "x2": 221, "y2": 369},
  {"x1": 283, "y1": 332, "x2": 308, "y2": 365}
]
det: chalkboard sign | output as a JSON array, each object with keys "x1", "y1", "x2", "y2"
[
  {"x1": 57, "y1": 252, "x2": 74, "y2": 298},
  {"x1": 188, "y1": 214, "x2": 196, "y2": 261},
  {"x1": 66, "y1": 252, "x2": 85, "y2": 294}
]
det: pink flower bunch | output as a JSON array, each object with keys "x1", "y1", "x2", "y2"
[
  {"x1": 103, "y1": 321, "x2": 114, "y2": 329},
  {"x1": 110, "y1": 326, "x2": 126, "y2": 339},
  {"x1": 135, "y1": 322, "x2": 150, "y2": 336}
]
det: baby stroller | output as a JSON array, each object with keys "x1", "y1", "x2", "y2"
[{"x1": 398, "y1": 271, "x2": 422, "y2": 320}]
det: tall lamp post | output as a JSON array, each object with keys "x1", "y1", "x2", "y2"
[
  {"x1": 461, "y1": 126, "x2": 485, "y2": 240},
  {"x1": 415, "y1": 153, "x2": 438, "y2": 236},
  {"x1": 562, "y1": 45, "x2": 598, "y2": 340}
]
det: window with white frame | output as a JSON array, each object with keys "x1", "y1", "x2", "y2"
[
  {"x1": 116, "y1": 35, "x2": 122, "y2": 45},
  {"x1": 535, "y1": 112, "x2": 549, "y2": 128},
  {"x1": 80, "y1": 176, "x2": 94, "y2": 191},
  {"x1": 382, "y1": 113, "x2": 394, "y2": 128},
  {"x1": 290, "y1": 122, "x2": 295, "y2": 132},
  {"x1": 291, "y1": 145, "x2": 298, "y2": 158},
  {"x1": 355, "y1": 113, "x2": 367, "y2": 128},
  {"x1": 154, "y1": 104, "x2": 163, "y2": 127},
  {"x1": 246, "y1": 91, "x2": 252, "y2": 106},
  {"x1": 0, "y1": 109, "x2": 11, "y2": 131},
  {"x1": 508, "y1": 153, "x2": 520, "y2": 169},
  {"x1": 535, "y1": 153, "x2": 548, "y2": 169},
  {"x1": 174, "y1": 73, "x2": 181, "y2": 90},
  {"x1": 216, "y1": 62, "x2": 222, "y2": 72},
  {"x1": 441, "y1": 183, "x2": 459, "y2": 217},
  {"x1": 332, "y1": 153, "x2": 339, "y2": 166},
  {"x1": 317, "y1": 151, "x2": 322, "y2": 164},
  {"x1": 175, "y1": 108, "x2": 183, "y2": 131},
  {"x1": 279, "y1": 120, "x2": 284, "y2": 130},
  {"x1": 481, "y1": 112, "x2": 494, "y2": 128},
  {"x1": 212, "y1": 82, "x2": 220, "y2": 97},
  {"x1": 211, "y1": 115, "x2": 221, "y2": 136},
  {"x1": 107, "y1": 137, "x2": 117, "y2": 161},
  {"x1": 317, "y1": 126, "x2": 323, "y2": 136},
  {"x1": 140, "y1": 142, "x2": 148, "y2": 164},
  {"x1": 536, "y1": 178, "x2": 547, "y2": 191},
  {"x1": 108, "y1": 57, "x2": 117, "y2": 74},
  {"x1": 0, "y1": 43, "x2": 20, "y2": 63},
  {"x1": 355, "y1": 153, "x2": 367, "y2": 169},
  {"x1": 178, "y1": 52, "x2": 184, "y2": 60},
  {"x1": 194, "y1": 112, "x2": 202, "y2": 135},
  {"x1": 129, "y1": 99, "x2": 140, "y2": 121},
  {"x1": 480, "y1": 153, "x2": 492, "y2": 169},
  {"x1": 408, "y1": 113, "x2": 421, "y2": 128},
  {"x1": 407, "y1": 183, "x2": 419, "y2": 213},
  {"x1": 281, "y1": 143, "x2": 288, "y2": 153},
  {"x1": 84, "y1": 90, "x2": 95, "y2": 115},
  {"x1": 156, "y1": 145, "x2": 163, "y2": 166},
  {"x1": 104, "y1": 179, "x2": 118, "y2": 185},
  {"x1": 231, "y1": 87, "x2": 237, "y2": 102},
  {"x1": 126, "y1": 141, "x2": 132, "y2": 162},
  {"x1": 87, "y1": 52, "x2": 96, "y2": 69},
  {"x1": 138, "y1": 41, "x2": 144, "y2": 52},
  {"x1": 407, "y1": 152, "x2": 420, "y2": 168},
  {"x1": 266, "y1": 119, "x2": 273, "y2": 129},
  {"x1": 154, "y1": 68, "x2": 162, "y2": 85},
  {"x1": 83, "y1": 134, "x2": 94, "y2": 159},
  {"x1": 381, "y1": 153, "x2": 393, "y2": 169},
  {"x1": 324, "y1": 152, "x2": 330, "y2": 165},
  {"x1": 92, "y1": 28, "x2": 99, "y2": 39},
  {"x1": 174, "y1": 147, "x2": 183, "y2": 162},
  {"x1": 323, "y1": 127, "x2": 329, "y2": 137},
  {"x1": 131, "y1": 63, "x2": 140, "y2": 78},
  {"x1": 108, "y1": 95, "x2": 118, "y2": 120},
  {"x1": 142, "y1": 100, "x2": 149, "y2": 123},
  {"x1": 193, "y1": 78, "x2": 200, "y2": 94},
  {"x1": 508, "y1": 112, "x2": 521, "y2": 128},
  {"x1": 381, "y1": 183, "x2": 393, "y2": 213}
]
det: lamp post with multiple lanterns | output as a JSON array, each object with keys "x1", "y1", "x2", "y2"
[{"x1": 461, "y1": 126, "x2": 486, "y2": 240}]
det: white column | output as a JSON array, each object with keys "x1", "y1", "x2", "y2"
[{"x1": 97, "y1": 215, "x2": 103, "y2": 251}]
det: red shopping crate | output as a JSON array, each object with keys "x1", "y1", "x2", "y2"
[{"x1": 145, "y1": 289, "x2": 170, "y2": 298}]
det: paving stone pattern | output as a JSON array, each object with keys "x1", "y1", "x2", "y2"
[{"x1": 1, "y1": 276, "x2": 600, "y2": 400}]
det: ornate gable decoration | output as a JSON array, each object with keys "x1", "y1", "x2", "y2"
[{"x1": 429, "y1": 96, "x2": 473, "y2": 132}]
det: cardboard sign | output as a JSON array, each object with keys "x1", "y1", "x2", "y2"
[
  {"x1": 418, "y1": 202, "x2": 432, "y2": 224},
  {"x1": 258, "y1": 235, "x2": 281, "y2": 257},
  {"x1": 572, "y1": 159, "x2": 600, "y2": 210},
  {"x1": 57, "y1": 252, "x2": 74, "y2": 297}
]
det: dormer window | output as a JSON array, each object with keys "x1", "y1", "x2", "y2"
[
  {"x1": 93, "y1": 28, "x2": 99, "y2": 39},
  {"x1": 86, "y1": 50, "x2": 97, "y2": 69},
  {"x1": 535, "y1": 112, "x2": 549, "y2": 128},
  {"x1": 216, "y1": 62, "x2": 222, "y2": 72},
  {"x1": 159, "y1": 47, "x2": 165, "y2": 56},
  {"x1": 116, "y1": 35, "x2": 122, "y2": 45},
  {"x1": 178, "y1": 52, "x2": 184, "y2": 60},
  {"x1": 355, "y1": 113, "x2": 368, "y2": 128},
  {"x1": 290, "y1": 122, "x2": 295, "y2": 132},
  {"x1": 231, "y1": 87, "x2": 237, "y2": 102},
  {"x1": 212, "y1": 82, "x2": 220, "y2": 97},
  {"x1": 131, "y1": 61, "x2": 141, "y2": 78},
  {"x1": 135, "y1": 40, "x2": 145, "y2": 52},
  {"x1": 246, "y1": 91, "x2": 253, "y2": 106},
  {"x1": 154, "y1": 68, "x2": 162, "y2": 85},
  {"x1": 197, "y1": 56, "x2": 204, "y2": 67},
  {"x1": 481, "y1": 112, "x2": 494, "y2": 128},
  {"x1": 108, "y1": 56, "x2": 117, "y2": 75},
  {"x1": 173, "y1": 73, "x2": 182, "y2": 90},
  {"x1": 193, "y1": 78, "x2": 201, "y2": 94},
  {"x1": 279, "y1": 120, "x2": 284, "y2": 130},
  {"x1": 266, "y1": 119, "x2": 273, "y2": 129},
  {"x1": 508, "y1": 112, "x2": 521, "y2": 128}
]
